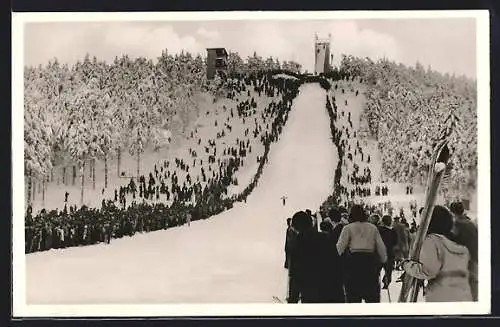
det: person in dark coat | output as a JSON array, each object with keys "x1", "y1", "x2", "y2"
[
  {"x1": 393, "y1": 216, "x2": 409, "y2": 267},
  {"x1": 378, "y1": 215, "x2": 399, "y2": 289},
  {"x1": 450, "y1": 201, "x2": 478, "y2": 301},
  {"x1": 305, "y1": 209, "x2": 315, "y2": 229},
  {"x1": 329, "y1": 207, "x2": 344, "y2": 244},
  {"x1": 329, "y1": 207, "x2": 347, "y2": 292},
  {"x1": 284, "y1": 217, "x2": 297, "y2": 269},
  {"x1": 317, "y1": 221, "x2": 345, "y2": 303},
  {"x1": 287, "y1": 211, "x2": 321, "y2": 303}
]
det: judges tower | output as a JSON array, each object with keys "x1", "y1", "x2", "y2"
[
  {"x1": 314, "y1": 33, "x2": 331, "y2": 75},
  {"x1": 206, "y1": 48, "x2": 228, "y2": 79}
]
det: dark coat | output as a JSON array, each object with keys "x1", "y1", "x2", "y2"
[
  {"x1": 316, "y1": 231, "x2": 345, "y2": 303},
  {"x1": 284, "y1": 227, "x2": 298, "y2": 269},
  {"x1": 451, "y1": 215, "x2": 478, "y2": 300},
  {"x1": 331, "y1": 223, "x2": 344, "y2": 245},
  {"x1": 452, "y1": 216, "x2": 478, "y2": 264},
  {"x1": 393, "y1": 222, "x2": 409, "y2": 258},
  {"x1": 378, "y1": 226, "x2": 399, "y2": 260},
  {"x1": 288, "y1": 230, "x2": 322, "y2": 302}
]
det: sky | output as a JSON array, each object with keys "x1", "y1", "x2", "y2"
[{"x1": 23, "y1": 18, "x2": 477, "y2": 78}]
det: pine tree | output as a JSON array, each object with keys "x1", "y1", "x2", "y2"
[
  {"x1": 227, "y1": 51, "x2": 245, "y2": 76},
  {"x1": 66, "y1": 77, "x2": 93, "y2": 205},
  {"x1": 440, "y1": 103, "x2": 461, "y2": 140},
  {"x1": 24, "y1": 73, "x2": 54, "y2": 206}
]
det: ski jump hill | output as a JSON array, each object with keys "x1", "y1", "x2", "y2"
[{"x1": 26, "y1": 74, "x2": 419, "y2": 304}]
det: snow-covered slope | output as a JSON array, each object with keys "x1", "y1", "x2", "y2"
[
  {"x1": 26, "y1": 83, "x2": 338, "y2": 304},
  {"x1": 26, "y1": 82, "x2": 423, "y2": 304}
]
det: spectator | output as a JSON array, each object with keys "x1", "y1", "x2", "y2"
[
  {"x1": 284, "y1": 217, "x2": 297, "y2": 269},
  {"x1": 329, "y1": 207, "x2": 344, "y2": 244},
  {"x1": 450, "y1": 201, "x2": 478, "y2": 301},
  {"x1": 287, "y1": 211, "x2": 321, "y2": 303},
  {"x1": 317, "y1": 221, "x2": 345, "y2": 303},
  {"x1": 393, "y1": 217, "x2": 410, "y2": 267},
  {"x1": 336, "y1": 205, "x2": 387, "y2": 303},
  {"x1": 402, "y1": 205, "x2": 472, "y2": 302},
  {"x1": 378, "y1": 215, "x2": 399, "y2": 289}
]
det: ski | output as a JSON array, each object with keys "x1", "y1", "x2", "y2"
[
  {"x1": 398, "y1": 139, "x2": 451, "y2": 303},
  {"x1": 272, "y1": 296, "x2": 284, "y2": 303}
]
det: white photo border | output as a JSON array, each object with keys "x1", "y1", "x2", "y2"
[{"x1": 11, "y1": 10, "x2": 491, "y2": 317}]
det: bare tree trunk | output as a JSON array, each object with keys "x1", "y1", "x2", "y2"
[
  {"x1": 62, "y1": 167, "x2": 66, "y2": 185},
  {"x1": 117, "y1": 147, "x2": 121, "y2": 177},
  {"x1": 89, "y1": 159, "x2": 93, "y2": 183},
  {"x1": 80, "y1": 162, "x2": 85, "y2": 206},
  {"x1": 50, "y1": 168, "x2": 54, "y2": 183},
  {"x1": 27, "y1": 169, "x2": 32, "y2": 207},
  {"x1": 42, "y1": 176, "x2": 46, "y2": 206},
  {"x1": 104, "y1": 155, "x2": 108, "y2": 189},
  {"x1": 92, "y1": 158, "x2": 96, "y2": 190},
  {"x1": 136, "y1": 150, "x2": 140, "y2": 178},
  {"x1": 72, "y1": 165, "x2": 76, "y2": 186},
  {"x1": 32, "y1": 179, "x2": 36, "y2": 201}
]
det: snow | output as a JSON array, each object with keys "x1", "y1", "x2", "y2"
[
  {"x1": 27, "y1": 88, "x2": 276, "y2": 213},
  {"x1": 26, "y1": 83, "x2": 418, "y2": 304},
  {"x1": 272, "y1": 74, "x2": 299, "y2": 80}
]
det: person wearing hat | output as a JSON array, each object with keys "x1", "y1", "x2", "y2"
[
  {"x1": 402, "y1": 205, "x2": 472, "y2": 302},
  {"x1": 449, "y1": 201, "x2": 478, "y2": 301},
  {"x1": 336, "y1": 205, "x2": 387, "y2": 303},
  {"x1": 378, "y1": 215, "x2": 399, "y2": 289}
]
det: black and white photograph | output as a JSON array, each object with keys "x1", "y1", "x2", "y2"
[{"x1": 12, "y1": 11, "x2": 490, "y2": 316}]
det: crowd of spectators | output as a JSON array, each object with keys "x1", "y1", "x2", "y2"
[
  {"x1": 339, "y1": 55, "x2": 477, "y2": 200},
  {"x1": 25, "y1": 71, "x2": 300, "y2": 253}
]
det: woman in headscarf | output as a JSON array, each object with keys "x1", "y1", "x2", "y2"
[
  {"x1": 336, "y1": 205, "x2": 387, "y2": 303},
  {"x1": 402, "y1": 205, "x2": 473, "y2": 302}
]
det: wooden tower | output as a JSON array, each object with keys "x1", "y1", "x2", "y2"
[{"x1": 206, "y1": 47, "x2": 228, "y2": 79}]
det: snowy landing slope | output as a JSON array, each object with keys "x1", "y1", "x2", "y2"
[{"x1": 26, "y1": 83, "x2": 337, "y2": 304}]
